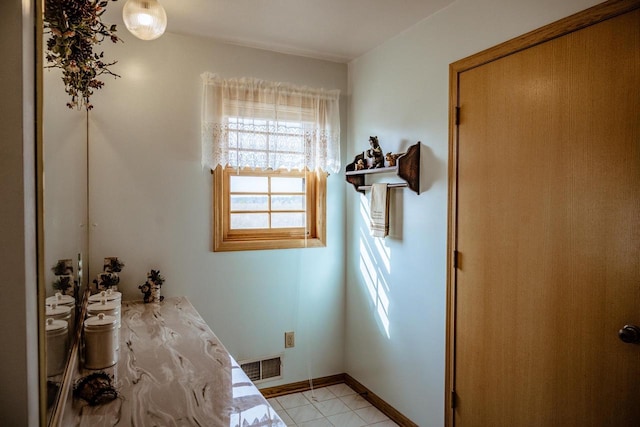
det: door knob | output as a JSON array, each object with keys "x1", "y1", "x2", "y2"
[{"x1": 618, "y1": 324, "x2": 640, "y2": 344}]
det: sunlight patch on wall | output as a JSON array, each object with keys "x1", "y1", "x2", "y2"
[
  {"x1": 358, "y1": 195, "x2": 391, "y2": 338},
  {"x1": 374, "y1": 235, "x2": 391, "y2": 274}
]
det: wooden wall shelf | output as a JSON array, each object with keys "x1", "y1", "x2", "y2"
[{"x1": 345, "y1": 142, "x2": 421, "y2": 194}]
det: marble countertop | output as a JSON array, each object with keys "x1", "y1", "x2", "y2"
[{"x1": 70, "y1": 297, "x2": 284, "y2": 427}]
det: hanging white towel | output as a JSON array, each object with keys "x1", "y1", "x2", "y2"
[{"x1": 370, "y1": 183, "x2": 390, "y2": 238}]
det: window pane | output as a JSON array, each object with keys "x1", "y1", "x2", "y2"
[
  {"x1": 214, "y1": 165, "x2": 325, "y2": 251},
  {"x1": 271, "y1": 195, "x2": 305, "y2": 211},
  {"x1": 242, "y1": 118, "x2": 268, "y2": 127},
  {"x1": 230, "y1": 195, "x2": 268, "y2": 211},
  {"x1": 237, "y1": 151, "x2": 268, "y2": 168},
  {"x1": 231, "y1": 213, "x2": 269, "y2": 229},
  {"x1": 230, "y1": 175, "x2": 268, "y2": 192},
  {"x1": 238, "y1": 131, "x2": 267, "y2": 151},
  {"x1": 269, "y1": 133, "x2": 304, "y2": 153},
  {"x1": 271, "y1": 177, "x2": 305, "y2": 193},
  {"x1": 272, "y1": 212, "x2": 306, "y2": 228}
]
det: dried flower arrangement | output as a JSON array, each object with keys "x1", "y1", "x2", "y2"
[
  {"x1": 51, "y1": 259, "x2": 76, "y2": 296},
  {"x1": 147, "y1": 270, "x2": 164, "y2": 287},
  {"x1": 44, "y1": 0, "x2": 121, "y2": 110},
  {"x1": 139, "y1": 269, "x2": 165, "y2": 303},
  {"x1": 53, "y1": 275, "x2": 74, "y2": 294},
  {"x1": 74, "y1": 372, "x2": 118, "y2": 406},
  {"x1": 93, "y1": 257, "x2": 124, "y2": 292},
  {"x1": 93, "y1": 272, "x2": 120, "y2": 291},
  {"x1": 51, "y1": 259, "x2": 73, "y2": 276},
  {"x1": 103, "y1": 256, "x2": 125, "y2": 273}
]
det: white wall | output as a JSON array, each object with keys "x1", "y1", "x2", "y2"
[
  {"x1": 345, "y1": 0, "x2": 601, "y2": 425},
  {"x1": 43, "y1": 9, "x2": 348, "y2": 387},
  {"x1": 43, "y1": 74, "x2": 88, "y2": 296},
  {"x1": 0, "y1": 0, "x2": 39, "y2": 424}
]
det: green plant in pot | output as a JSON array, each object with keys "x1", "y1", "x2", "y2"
[{"x1": 44, "y1": 0, "x2": 121, "y2": 110}]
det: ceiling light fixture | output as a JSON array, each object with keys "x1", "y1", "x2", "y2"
[{"x1": 122, "y1": 0, "x2": 167, "y2": 41}]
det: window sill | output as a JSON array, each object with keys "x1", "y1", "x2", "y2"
[{"x1": 213, "y1": 236, "x2": 326, "y2": 252}]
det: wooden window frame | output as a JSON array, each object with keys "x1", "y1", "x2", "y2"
[{"x1": 213, "y1": 166, "x2": 326, "y2": 252}]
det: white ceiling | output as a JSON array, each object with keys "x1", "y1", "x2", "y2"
[{"x1": 151, "y1": 0, "x2": 455, "y2": 63}]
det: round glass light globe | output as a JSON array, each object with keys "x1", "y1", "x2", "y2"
[{"x1": 122, "y1": 0, "x2": 167, "y2": 41}]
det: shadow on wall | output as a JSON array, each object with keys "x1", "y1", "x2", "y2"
[{"x1": 419, "y1": 143, "x2": 443, "y2": 193}]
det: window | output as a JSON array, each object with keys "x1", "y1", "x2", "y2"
[
  {"x1": 201, "y1": 74, "x2": 340, "y2": 251},
  {"x1": 213, "y1": 167, "x2": 326, "y2": 251}
]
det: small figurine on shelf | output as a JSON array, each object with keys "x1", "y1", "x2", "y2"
[
  {"x1": 385, "y1": 152, "x2": 401, "y2": 167},
  {"x1": 139, "y1": 269, "x2": 165, "y2": 303},
  {"x1": 366, "y1": 136, "x2": 385, "y2": 168}
]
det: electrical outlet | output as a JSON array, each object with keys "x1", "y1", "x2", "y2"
[{"x1": 284, "y1": 331, "x2": 295, "y2": 348}]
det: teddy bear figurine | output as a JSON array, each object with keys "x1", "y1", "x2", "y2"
[{"x1": 385, "y1": 152, "x2": 401, "y2": 167}]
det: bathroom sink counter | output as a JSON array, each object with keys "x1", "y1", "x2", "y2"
[{"x1": 70, "y1": 296, "x2": 284, "y2": 426}]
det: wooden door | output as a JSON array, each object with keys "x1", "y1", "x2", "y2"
[{"x1": 449, "y1": 4, "x2": 640, "y2": 427}]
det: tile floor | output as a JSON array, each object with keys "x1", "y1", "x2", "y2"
[{"x1": 267, "y1": 383, "x2": 400, "y2": 427}]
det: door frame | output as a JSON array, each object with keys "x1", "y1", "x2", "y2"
[{"x1": 445, "y1": 0, "x2": 640, "y2": 425}]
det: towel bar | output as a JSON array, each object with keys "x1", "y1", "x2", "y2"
[{"x1": 357, "y1": 183, "x2": 407, "y2": 191}]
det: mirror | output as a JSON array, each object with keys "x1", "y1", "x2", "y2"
[
  {"x1": 41, "y1": 0, "x2": 125, "y2": 419},
  {"x1": 42, "y1": 51, "x2": 89, "y2": 423}
]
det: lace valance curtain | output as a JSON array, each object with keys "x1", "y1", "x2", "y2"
[{"x1": 201, "y1": 73, "x2": 341, "y2": 173}]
